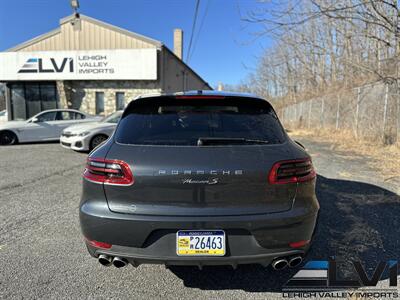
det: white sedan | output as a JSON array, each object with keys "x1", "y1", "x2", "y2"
[
  {"x1": 0, "y1": 110, "x2": 7, "y2": 123},
  {"x1": 60, "y1": 111, "x2": 122, "y2": 152},
  {"x1": 0, "y1": 109, "x2": 100, "y2": 145}
]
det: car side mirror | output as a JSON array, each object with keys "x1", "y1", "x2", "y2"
[{"x1": 31, "y1": 117, "x2": 39, "y2": 123}]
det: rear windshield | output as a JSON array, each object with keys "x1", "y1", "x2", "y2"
[{"x1": 115, "y1": 97, "x2": 286, "y2": 146}]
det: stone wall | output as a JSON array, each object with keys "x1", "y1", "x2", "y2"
[
  {"x1": 59, "y1": 80, "x2": 161, "y2": 115},
  {"x1": 56, "y1": 81, "x2": 69, "y2": 109}
]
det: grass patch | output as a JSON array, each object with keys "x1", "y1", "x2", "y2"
[{"x1": 288, "y1": 128, "x2": 400, "y2": 182}]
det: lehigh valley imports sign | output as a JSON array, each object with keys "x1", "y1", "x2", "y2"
[{"x1": 0, "y1": 49, "x2": 157, "y2": 80}]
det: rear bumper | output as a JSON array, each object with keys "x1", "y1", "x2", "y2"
[
  {"x1": 86, "y1": 242, "x2": 307, "y2": 268},
  {"x1": 80, "y1": 191, "x2": 319, "y2": 267}
]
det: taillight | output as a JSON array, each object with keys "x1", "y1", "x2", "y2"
[
  {"x1": 268, "y1": 158, "x2": 316, "y2": 184},
  {"x1": 289, "y1": 240, "x2": 310, "y2": 248},
  {"x1": 83, "y1": 158, "x2": 134, "y2": 186},
  {"x1": 85, "y1": 238, "x2": 112, "y2": 249}
]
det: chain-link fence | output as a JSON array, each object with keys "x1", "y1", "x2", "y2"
[{"x1": 279, "y1": 81, "x2": 400, "y2": 145}]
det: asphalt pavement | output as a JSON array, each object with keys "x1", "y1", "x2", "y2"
[{"x1": 0, "y1": 139, "x2": 399, "y2": 299}]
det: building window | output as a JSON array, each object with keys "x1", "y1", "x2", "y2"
[
  {"x1": 10, "y1": 84, "x2": 26, "y2": 120},
  {"x1": 95, "y1": 92, "x2": 104, "y2": 115},
  {"x1": 25, "y1": 84, "x2": 41, "y2": 118},
  {"x1": 116, "y1": 92, "x2": 125, "y2": 110},
  {"x1": 40, "y1": 84, "x2": 58, "y2": 111},
  {"x1": 9, "y1": 82, "x2": 58, "y2": 120}
]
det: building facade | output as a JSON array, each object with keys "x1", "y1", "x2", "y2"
[{"x1": 0, "y1": 14, "x2": 211, "y2": 120}]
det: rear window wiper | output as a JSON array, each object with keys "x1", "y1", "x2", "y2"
[{"x1": 197, "y1": 137, "x2": 269, "y2": 146}]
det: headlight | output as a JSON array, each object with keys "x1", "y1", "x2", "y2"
[
  {"x1": 78, "y1": 131, "x2": 90, "y2": 137},
  {"x1": 62, "y1": 131, "x2": 76, "y2": 137}
]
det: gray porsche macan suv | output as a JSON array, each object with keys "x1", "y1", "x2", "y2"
[{"x1": 79, "y1": 91, "x2": 319, "y2": 270}]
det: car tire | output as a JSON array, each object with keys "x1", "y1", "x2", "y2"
[
  {"x1": 90, "y1": 134, "x2": 108, "y2": 151},
  {"x1": 0, "y1": 131, "x2": 18, "y2": 146}
]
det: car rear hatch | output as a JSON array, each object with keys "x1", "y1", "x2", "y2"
[
  {"x1": 99, "y1": 95, "x2": 299, "y2": 216},
  {"x1": 103, "y1": 144, "x2": 297, "y2": 216}
]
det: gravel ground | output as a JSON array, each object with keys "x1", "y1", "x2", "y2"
[{"x1": 0, "y1": 139, "x2": 399, "y2": 299}]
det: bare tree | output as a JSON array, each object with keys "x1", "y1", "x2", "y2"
[{"x1": 237, "y1": 0, "x2": 399, "y2": 104}]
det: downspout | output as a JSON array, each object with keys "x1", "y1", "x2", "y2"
[{"x1": 160, "y1": 46, "x2": 166, "y2": 93}]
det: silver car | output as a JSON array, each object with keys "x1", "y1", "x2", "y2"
[
  {"x1": 0, "y1": 109, "x2": 100, "y2": 145},
  {"x1": 60, "y1": 111, "x2": 122, "y2": 152},
  {"x1": 0, "y1": 110, "x2": 7, "y2": 123}
]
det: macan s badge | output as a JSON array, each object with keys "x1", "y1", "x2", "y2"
[
  {"x1": 18, "y1": 57, "x2": 74, "y2": 73},
  {"x1": 182, "y1": 178, "x2": 219, "y2": 185}
]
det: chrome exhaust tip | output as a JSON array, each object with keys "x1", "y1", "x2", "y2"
[
  {"x1": 271, "y1": 258, "x2": 288, "y2": 270},
  {"x1": 288, "y1": 256, "x2": 303, "y2": 268},
  {"x1": 112, "y1": 257, "x2": 128, "y2": 268},
  {"x1": 98, "y1": 254, "x2": 112, "y2": 267}
]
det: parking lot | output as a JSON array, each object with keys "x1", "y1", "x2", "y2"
[{"x1": 0, "y1": 139, "x2": 399, "y2": 299}]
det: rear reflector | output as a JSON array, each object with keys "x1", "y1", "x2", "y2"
[
  {"x1": 268, "y1": 158, "x2": 316, "y2": 184},
  {"x1": 289, "y1": 240, "x2": 310, "y2": 248},
  {"x1": 83, "y1": 157, "x2": 134, "y2": 186},
  {"x1": 85, "y1": 238, "x2": 112, "y2": 249}
]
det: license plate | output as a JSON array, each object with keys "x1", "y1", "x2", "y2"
[{"x1": 176, "y1": 230, "x2": 225, "y2": 256}]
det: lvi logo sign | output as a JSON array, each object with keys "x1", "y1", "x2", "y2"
[
  {"x1": 18, "y1": 57, "x2": 74, "y2": 73},
  {"x1": 283, "y1": 259, "x2": 398, "y2": 291}
]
